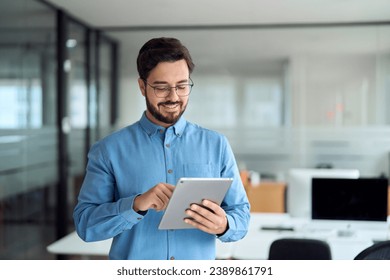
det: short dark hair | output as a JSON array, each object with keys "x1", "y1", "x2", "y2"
[{"x1": 137, "y1": 37, "x2": 195, "y2": 80}]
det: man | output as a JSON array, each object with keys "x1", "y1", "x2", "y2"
[{"x1": 73, "y1": 37, "x2": 250, "y2": 260}]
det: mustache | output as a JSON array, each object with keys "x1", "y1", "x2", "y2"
[{"x1": 158, "y1": 101, "x2": 182, "y2": 106}]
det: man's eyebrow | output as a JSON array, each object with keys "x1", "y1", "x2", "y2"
[{"x1": 152, "y1": 79, "x2": 189, "y2": 85}]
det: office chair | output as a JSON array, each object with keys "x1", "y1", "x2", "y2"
[
  {"x1": 268, "y1": 238, "x2": 332, "y2": 260},
  {"x1": 354, "y1": 240, "x2": 390, "y2": 260}
]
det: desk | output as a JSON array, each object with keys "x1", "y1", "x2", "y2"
[
  {"x1": 47, "y1": 231, "x2": 235, "y2": 259},
  {"x1": 47, "y1": 214, "x2": 389, "y2": 260},
  {"x1": 229, "y1": 227, "x2": 378, "y2": 260},
  {"x1": 47, "y1": 231, "x2": 111, "y2": 257},
  {"x1": 226, "y1": 214, "x2": 388, "y2": 260}
]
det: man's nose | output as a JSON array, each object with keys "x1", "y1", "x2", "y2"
[{"x1": 166, "y1": 87, "x2": 180, "y2": 100}]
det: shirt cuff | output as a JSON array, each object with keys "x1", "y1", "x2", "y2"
[
  {"x1": 118, "y1": 195, "x2": 147, "y2": 225},
  {"x1": 216, "y1": 216, "x2": 230, "y2": 237},
  {"x1": 217, "y1": 215, "x2": 234, "y2": 240}
]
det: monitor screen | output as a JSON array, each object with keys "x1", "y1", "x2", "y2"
[
  {"x1": 311, "y1": 178, "x2": 388, "y2": 222},
  {"x1": 287, "y1": 168, "x2": 360, "y2": 218}
]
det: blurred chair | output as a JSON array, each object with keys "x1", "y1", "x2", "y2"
[
  {"x1": 268, "y1": 238, "x2": 332, "y2": 260},
  {"x1": 354, "y1": 240, "x2": 390, "y2": 260},
  {"x1": 246, "y1": 181, "x2": 286, "y2": 213}
]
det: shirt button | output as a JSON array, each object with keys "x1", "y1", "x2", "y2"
[
  {"x1": 170, "y1": 256, "x2": 175, "y2": 260},
  {"x1": 168, "y1": 169, "x2": 173, "y2": 174},
  {"x1": 165, "y1": 143, "x2": 170, "y2": 148},
  {"x1": 159, "y1": 129, "x2": 164, "y2": 134}
]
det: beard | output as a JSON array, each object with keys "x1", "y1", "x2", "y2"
[{"x1": 145, "y1": 94, "x2": 187, "y2": 125}]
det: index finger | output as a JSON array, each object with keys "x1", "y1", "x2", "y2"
[
  {"x1": 164, "y1": 183, "x2": 175, "y2": 191},
  {"x1": 157, "y1": 183, "x2": 175, "y2": 200}
]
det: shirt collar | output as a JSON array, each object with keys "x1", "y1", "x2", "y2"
[
  {"x1": 172, "y1": 114, "x2": 186, "y2": 137},
  {"x1": 139, "y1": 111, "x2": 186, "y2": 137}
]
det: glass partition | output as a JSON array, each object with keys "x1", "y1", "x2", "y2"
[
  {"x1": 0, "y1": 0, "x2": 118, "y2": 259},
  {"x1": 0, "y1": 0, "x2": 57, "y2": 259},
  {"x1": 97, "y1": 35, "x2": 116, "y2": 138},
  {"x1": 66, "y1": 20, "x2": 89, "y2": 223}
]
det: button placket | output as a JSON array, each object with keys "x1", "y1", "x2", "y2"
[{"x1": 164, "y1": 128, "x2": 175, "y2": 184}]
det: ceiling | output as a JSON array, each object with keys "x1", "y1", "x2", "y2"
[
  {"x1": 44, "y1": 0, "x2": 390, "y2": 76},
  {"x1": 44, "y1": 0, "x2": 390, "y2": 27}
]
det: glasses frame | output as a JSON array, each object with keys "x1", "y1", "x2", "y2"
[{"x1": 143, "y1": 78, "x2": 194, "y2": 98}]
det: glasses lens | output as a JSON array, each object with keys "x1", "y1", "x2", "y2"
[
  {"x1": 153, "y1": 85, "x2": 192, "y2": 97},
  {"x1": 154, "y1": 87, "x2": 169, "y2": 97},
  {"x1": 176, "y1": 84, "x2": 191, "y2": 96},
  {"x1": 146, "y1": 80, "x2": 193, "y2": 97}
]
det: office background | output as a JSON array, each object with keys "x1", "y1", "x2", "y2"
[{"x1": 1, "y1": 0, "x2": 390, "y2": 259}]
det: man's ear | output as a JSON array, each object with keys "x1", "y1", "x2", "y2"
[{"x1": 138, "y1": 78, "x2": 146, "y2": 97}]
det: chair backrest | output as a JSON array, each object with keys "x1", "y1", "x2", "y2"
[
  {"x1": 268, "y1": 238, "x2": 332, "y2": 260},
  {"x1": 354, "y1": 240, "x2": 390, "y2": 260}
]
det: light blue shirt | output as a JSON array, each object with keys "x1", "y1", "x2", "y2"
[{"x1": 73, "y1": 112, "x2": 250, "y2": 260}]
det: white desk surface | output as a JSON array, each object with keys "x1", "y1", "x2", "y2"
[
  {"x1": 47, "y1": 231, "x2": 111, "y2": 256},
  {"x1": 47, "y1": 213, "x2": 388, "y2": 260}
]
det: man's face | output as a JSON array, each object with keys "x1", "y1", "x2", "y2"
[{"x1": 138, "y1": 59, "x2": 190, "y2": 127}]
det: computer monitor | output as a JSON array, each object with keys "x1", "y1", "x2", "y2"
[
  {"x1": 311, "y1": 178, "x2": 388, "y2": 233},
  {"x1": 287, "y1": 168, "x2": 360, "y2": 218}
]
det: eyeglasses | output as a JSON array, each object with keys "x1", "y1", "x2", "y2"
[{"x1": 143, "y1": 78, "x2": 194, "y2": 98}]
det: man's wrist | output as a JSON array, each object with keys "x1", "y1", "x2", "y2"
[
  {"x1": 217, "y1": 216, "x2": 229, "y2": 236},
  {"x1": 133, "y1": 195, "x2": 142, "y2": 212}
]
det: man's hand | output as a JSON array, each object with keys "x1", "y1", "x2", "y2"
[
  {"x1": 184, "y1": 199, "x2": 228, "y2": 235},
  {"x1": 133, "y1": 183, "x2": 175, "y2": 212}
]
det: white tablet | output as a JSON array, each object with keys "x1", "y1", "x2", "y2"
[{"x1": 158, "y1": 177, "x2": 233, "y2": 230}]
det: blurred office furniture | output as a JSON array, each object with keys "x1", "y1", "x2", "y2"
[
  {"x1": 47, "y1": 231, "x2": 110, "y2": 259},
  {"x1": 354, "y1": 240, "x2": 390, "y2": 260},
  {"x1": 311, "y1": 177, "x2": 389, "y2": 237},
  {"x1": 48, "y1": 213, "x2": 387, "y2": 260},
  {"x1": 287, "y1": 168, "x2": 360, "y2": 218},
  {"x1": 268, "y1": 238, "x2": 332, "y2": 260},
  {"x1": 246, "y1": 182, "x2": 286, "y2": 213},
  {"x1": 228, "y1": 214, "x2": 384, "y2": 260},
  {"x1": 240, "y1": 169, "x2": 250, "y2": 189}
]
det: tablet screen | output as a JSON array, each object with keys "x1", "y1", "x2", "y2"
[{"x1": 158, "y1": 177, "x2": 233, "y2": 230}]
